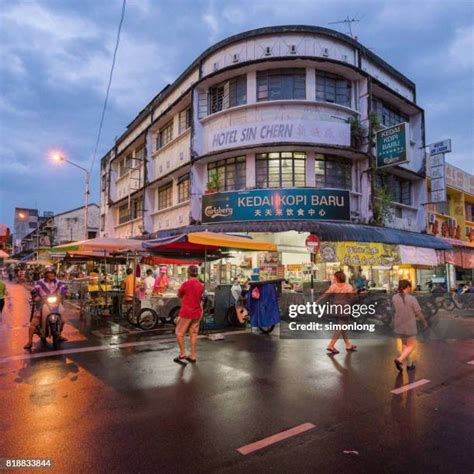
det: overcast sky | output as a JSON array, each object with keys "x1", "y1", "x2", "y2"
[{"x1": 0, "y1": 0, "x2": 473, "y2": 227}]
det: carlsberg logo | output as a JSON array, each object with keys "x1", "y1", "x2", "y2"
[{"x1": 204, "y1": 205, "x2": 233, "y2": 219}]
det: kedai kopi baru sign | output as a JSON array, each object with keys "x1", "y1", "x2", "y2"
[
  {"x1": 202, "y1": 189, "x2": 351, "y2": 223},
  {"x1": 375, "y1": 122, "x2": 409, "y2": 168}
]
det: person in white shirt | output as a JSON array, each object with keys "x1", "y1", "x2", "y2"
[
  {"x1": 230, "y1": 277, "x2": 242, "y2": 304},
  {"x1": 143, "y1": 269, "x2": 155, "y2": 296}
]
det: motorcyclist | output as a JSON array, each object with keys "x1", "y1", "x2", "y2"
[{"x1": 24, "y1": 267, "x2": 68, "y2": 350}]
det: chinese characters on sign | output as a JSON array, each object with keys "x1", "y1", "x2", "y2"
[
  {"x1": 428, "y1": 137, "x2": 451, "y2": 204},
  {"x1": 429, "y1": 153, "x2": 447, "y2": 203}
]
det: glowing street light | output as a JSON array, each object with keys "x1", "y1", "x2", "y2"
[{"x1": 50, "y1": 151, "x2": 90, "y2": 240}]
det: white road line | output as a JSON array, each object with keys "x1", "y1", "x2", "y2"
[
  {"x1": 390, "y1": 379, "x2": 430, "y2": 395},
  {"x1": 468, "y1": 360, "x2": 474, "y2": 365},
  {"x1": 0, "y1": 329, "x2": 247, "y2": 364},
  {"x1": 237, "y1": 423, "x2": 315, "y2": 455}
]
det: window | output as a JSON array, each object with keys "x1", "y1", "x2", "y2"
[
  {"x1": 179, "y1": 107, "x2": 192, "y2": 134},
  {"x1": 177, "y1": 175, "x2": 190, "y2": 203},
  {"x1": 209, "y1": 75, "x2": 247, "y2": 114},
  {"x1": 156, "y1": 121, "x2": 173, "y2": 150},
  {"x1": 256, "y1": 152, "x2": 306, "y2": 188},
  {"x1": 134, "y1": 146, "x2": 145, "y2": 167},
  {"x1": 372, "y1": 98, "x2": 409, "y2": 128},
  {"x1": 314, "y1": 155, "x2": 352, "y2": 189},
  {"x1": 118, "y1": 205, "x2": 131, "y2": 224},
  {"x1": 158, "y1": 183, "x2": 173, "y2": 210},
  {"x1": 376, "y1": 174, "x2": 412, "y2": 205},
  {"x1": 465, "y1": 202, "x2": 474, "y2": 222},
  {"x1": 118, "y1": 154, "x2": 132, "y2": 177},
  {"x1": 257, "y1": 68, "x2": 306, "y2": 101},
  {"x1": 118, "y1": 200, "x2": 143, "y2": 224},
  {"x1": 101, "y1": 174, "x2": 107, "y2": 192},
  {"x1": 315, "y1": 71, "x2": 351, "y2": 107},
  {"x1": 208, "y1": 157, "x2": 246, "y2": 191}
]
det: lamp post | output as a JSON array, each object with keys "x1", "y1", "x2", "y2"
[{"x1": 52, "y1": 153, "x2": 90, "y2": 240}]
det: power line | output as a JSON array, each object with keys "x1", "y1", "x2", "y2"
[{"x1": 89, "y1": 0, "x2": 127, "y2": 174}]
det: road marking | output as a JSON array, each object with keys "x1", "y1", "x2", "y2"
[
  {"x1": 237, "y1": 423, "x2": 315, "y2": 455},
  {"x1": 0, "y1": 329, "x2": 247, "y2": 364},
  {"x1": 390, "y1": 379, "x2": 430, "y2": 395},
  {"x1": 468, "y1": 360, "x2": 474, "y2": 365}
]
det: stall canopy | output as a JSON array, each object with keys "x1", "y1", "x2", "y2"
[
  {"x1": 143, "y1": 231, "x2": 277, "y2": 255},
  {"x1": 153, "y1": 222, "x2": 452, "y2": 250},
  {"x1": 0, "y1": 250, "x2": 9, "y2": 258},
  {"x1": 52, "y1": 237, "x2": 144, "y2": 253}
]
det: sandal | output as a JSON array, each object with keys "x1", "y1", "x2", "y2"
[
  {"x1": 394, "y1": 359, "x2": 403, "y2": 371},
  {"x1": 346, "y1": 345, "x2": 358, "y2": 352},
  {"x1": 326, "y1": 347, "x2": 340, "y2": 354},
  {"x1": 173, "y1": 355, "x2": 188, "y2": 365},
  {"x1": 186, "y1": 357, "x2": 197, "y2": 364},
  {"x1": 406, "y1": 363, "x2": 416, "y2": 371},
  {"x1": 23, "y1": 342, "x2": 33, "y2": 350}
]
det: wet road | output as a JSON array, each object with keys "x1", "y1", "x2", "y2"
[{"x1": 0, "y1": 281, "x2": 473, "y2": 473}]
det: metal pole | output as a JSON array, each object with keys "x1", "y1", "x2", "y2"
[
  {"x1": 36, "y1": 219, "x2": 39, "y2": 261},
  {"x1": 84, "y1": 171, "x2": 90, "y2": 240}
]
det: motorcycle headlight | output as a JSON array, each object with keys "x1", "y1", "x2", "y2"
[
  {"x1": 49, "y1": 314, "x2": 59, "y2": 322},
  {"x1": 47, "y1": 296, "x2": 58, "y2": 304}
]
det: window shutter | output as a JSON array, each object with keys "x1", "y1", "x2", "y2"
[{"x1": 198, "y1": 92, "x2": 208, "y2": 119}]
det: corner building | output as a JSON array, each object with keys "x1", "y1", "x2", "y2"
[{"x1": 100, "y1": 26, "x2": 448, "y2": 289}]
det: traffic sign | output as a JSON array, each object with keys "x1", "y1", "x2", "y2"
[
  {"x1": 305, "y1": 234, "x2": 320, "y2": 253},
  {"x1": 429, "y1": 139, "x2": 451, "y2": 156}
]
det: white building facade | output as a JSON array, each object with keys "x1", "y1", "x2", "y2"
[{"x1": 100, "y1": 26, "x2": 428, "y2": 241}]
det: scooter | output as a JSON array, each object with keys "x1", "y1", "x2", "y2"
[{"x1": 30, "y1": 295, "x2": 63, "y2": 350}]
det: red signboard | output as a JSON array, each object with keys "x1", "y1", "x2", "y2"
[{"x1": 305, "y1": 234, "x2": 320, "y2": 253}]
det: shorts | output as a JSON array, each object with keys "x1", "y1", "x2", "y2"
[{"x1": 175, "y1": 317, "x2": 201, "y2": 337}]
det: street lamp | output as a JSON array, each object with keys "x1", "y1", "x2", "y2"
[{"x1": 51, "y1": 152, "x2": 90, "y2": 240}]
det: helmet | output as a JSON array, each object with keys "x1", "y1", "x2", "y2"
[{"x1": 44, "y1": 266, "x2": 57, "y2": 276}]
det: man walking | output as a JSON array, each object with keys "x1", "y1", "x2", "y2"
[{"x1": 174, "y1": 265, "x2": 204, "y2": 365}]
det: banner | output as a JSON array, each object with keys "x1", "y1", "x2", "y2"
[
  {"x1": 202, "y1": 189, "x2": 351, "y2": 223},
  {"x1": 398, "y1": 246, "x2": 438, "y2": 266},
  {"x1": 320, "y1": 242, "x2": 399, "y2": 266}
]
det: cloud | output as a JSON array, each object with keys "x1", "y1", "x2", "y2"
[{"x1": 448, "y1": 25, "x2": 473, "y2": 70}]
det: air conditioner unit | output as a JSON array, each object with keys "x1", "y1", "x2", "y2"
[
  {"x1": 429, "y1": 214, "x2": 436, "y2": 224},
  {"x1": 232, "y1": 53, "x2": 239, "y2": 63},
  {"x1": 342, "y1": 54, "x2": 348, "y2": 62},
  {"x1": 322, "y1": 48, "x2": 329, "y2": 57},
  {"x1": 264, "y1": 46, "x2": 272, "y2": 56},
  {"x1": 289, "y1": 45, "x2": 297, "y2": 54},
  {"x1": 213, "y1": 62, "x2": 219, "y2": 71}
]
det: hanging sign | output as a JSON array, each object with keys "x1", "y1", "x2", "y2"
[
  {"x1": 429, "y1": 139, "x2": 451, "y2": 155},
  {"x1": 375, "y1": 122, "x2": 409, "y2": 168}
]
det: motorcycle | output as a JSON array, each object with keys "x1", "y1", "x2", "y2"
[{"x1": 30, "y1": 295, "x2": 63, "y2": 350}]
